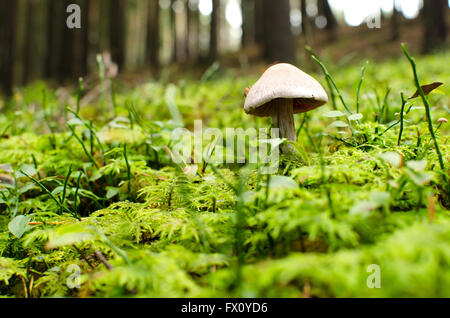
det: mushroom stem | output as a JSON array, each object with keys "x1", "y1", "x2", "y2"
[{"x1": 271, "y1": 98, "x2": 297, "y2": 154}]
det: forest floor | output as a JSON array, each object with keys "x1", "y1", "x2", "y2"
[{"x1": 0, "y1": 44, "x2": 449, "y2": 297}]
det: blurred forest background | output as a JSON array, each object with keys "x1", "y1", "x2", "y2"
[{"x1": 0, "y1": 0, "x2": 448, "y2": 98}]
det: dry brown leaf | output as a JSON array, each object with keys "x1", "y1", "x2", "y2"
[{"x1": 408, "y1": 82, "x2": 443, "y2": 99}]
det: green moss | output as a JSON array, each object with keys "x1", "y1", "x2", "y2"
[{"x1": 0, "y1": 51, "x2": 449, "y2": 297}]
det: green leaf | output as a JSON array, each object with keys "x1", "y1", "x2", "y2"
[
  {"x1": 266, "y1": 176, "x2": 299, "y2": 190},
  {"x1": 8, "y1": 215, "x2": 33, "y2": 239},
  {"x1": 370, "y1": 191, "x2": 390, "y2": 205},
  {"x1": 52, "y1": 186, "x2": 65, "y2": 196},
  {"x1": 406, "y1": 171, "x2": 432, "y2": 186},
  {"x1": 242, "y1": 191, "x2": 256, "y2": 204},
  {"x1": 67, "y1": 118, "x2": 84, "y2": 126},
  {"x1": 106, "y1": 187, "x2": 119, "y2": 199},
  {"x1": 406, "y1": 160, "x2": 427, "y2": 172},
  {"x1": 164, "y1": 84, "x2": 183, "y2": 127},
  {"x1": 46, "y1": 224, "x2": 97, "y2": 249},
  {"x1": 323, "y1": 110, "x2": 346, "y2": 118},
  {"x1": 329, "y1": 121, "x2": 348, "y2": 128},
  {"x1": 89, "y1": 171, "x2": 103, "y2": 182},
  {"x1": 379, "y1": 151, "x2": 402, "y2": 168},
  {"x1": 349, "y1": 201, "x2": 377, "y2": 216},
  {"x1": 18, "y1": 182, "x2": 39, "y2": 194},
  {"x1": 15, "y1": 164, "x2": 37, "y2": 178},
  {"x1": 348, "y1": 113, "x2": 363, "y2": 121}
]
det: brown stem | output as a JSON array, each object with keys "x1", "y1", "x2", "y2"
[
  {"x1": 94, "y1": 250, "x2": 114, "y2": 270},
  {"x1": 73, "y1": 245, "x2": 96, "y2": 270},
  {"x1": 271, "y1": 98, "x2": 297, "y2": 154}
]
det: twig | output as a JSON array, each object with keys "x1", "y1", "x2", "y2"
[
  {"x1": 123, "y1": 144, "x2": 131, "y2": 194},
  {"x1": 73, "y1": 172, "x2": 82, "y2": 216},
  {"x1": 306, "y1": 46, "x2": 352, "y2": 114},
  {"x1": 20, "y1": 277, "x2": 28, "y2": 298},
  {"x1": 60, "y1": 164, "x2": 72, "y2": 212},
  {"x1": 76, "y1": 77, "x2": 84, "y2": 114},
  {"x1": 73, "y1": 245, "x2": 96, "y2": 270},
  {"x1": 0, "y1": 122, "x2": 11, "y2": 138},
  {"x1": 428, "y1": 195, "x2": 435, "y2": 223},
  {"x1": 356, "y1": 61, "x2": 368, "y2": 114},
  {"x1": 67, "y1": 125, "x2": 99, "y2": 169},
  {"x1": 296, "y1": 113, "x2": 308, "y2": 139},
  {"x1": 398, "y1": 93, "x2": 406, "y2": 146},
  {"x1": 28, "y1": 222, "x2": 66, "y2": 225},
  {"x1": 94, "y1": 250, "x2": 114, "y2": 270}
]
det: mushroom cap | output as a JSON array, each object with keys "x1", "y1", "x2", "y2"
[{"x1": 244, "y1": 63, "x2": 328, "y2": 117}]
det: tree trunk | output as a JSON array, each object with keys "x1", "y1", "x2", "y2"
[
  {"x1": 1, "y1": 0, "x2": 18, "y2": 96},
  {"x1": 70, "y1": 0, "x2": 90, "y2": 78},
  {"x1": 80, "y1": 0, "x2": 90, "y2": 76},
  {"x1": 300, "y1": 0, "x2": 309, "y2": 42},
  {"x1": 262, "y1": 0, "x2": 294, "y2": 63},
  {"x1": 241, "y1": 0, "x2": 255, "y2": 47},
  {"x1": 318, "y1": 0, "x2": 337, "y2": 41},
  {"x1": 209, "y1": 0, "x2": 220, "y2": 62},
  {"x1": 391, "y1": 0, "x2": 400, "y2": 41},
  {"x1": 422, "y1": 0, "x2": 447, "y2": 53},
  {"x1": 146, "y1": 0, "x2": 160, "y2": 70},
  {"x1": 254, "y1": 0, "x2": 264, "y2": 47},
  {"x1": 170, "y1": 0, "x2": 178, "y2": 62},
  {"x1": 22, "y1": 0, "x2": 47, "y2": 84},
  {"x1": 45, "y1": 0, "x2": 55, "y2": 78},
  {"x1": 59, "y1": 0, "x2": 75, "y2": 81},
  {"x1": 110, "y1": 0, "x2": 126, "y2": 70},
  {"x1": 195, "y1": 0, "x2": 202, "y2": 62},
  {"x1": 23, "y1": 0, "x2": 33, "y2": 84}
]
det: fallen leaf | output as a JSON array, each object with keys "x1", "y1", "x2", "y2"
[{"x1": 408, "y1": 82, "x2": 443, "y2": 99}]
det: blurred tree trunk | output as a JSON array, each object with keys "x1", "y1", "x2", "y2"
[
  {"x1": 209, "y1": 0, "x2": 220, "y2": 61},
  {"x1": 22, "y1": 0, "x2": 47, "y2": 84},
  {"x1": 262, "y1": 0, "x2": 294, "y2": 63},
  {"x1": 45, "y1": 0, "x2": 56, "y2": 78},
  {"x1": 241, "y1": 0, "x2": 255, "y2": 47},
  {"x1": 318, "y1": 0, "x2": 337, "y2": 41},
  {"x1": 195, "y1": 0, "x2": 202, "y2": 61},
  {"x1": 422, "y1": 0, "x2": 447, "y2": 53},
  {"x1": 59, "y1": 0, "x2": 75, "y2": 81},
  {"x1": 23, "y1": 0, "x2": 33, "y2": 84},
  {"x1": 300, "y1": 0, "x2": 309, "y2": 42},
  {"x1": 69, "y1": 0, "x2": 90, "y2": 78},
  {"x1": 146, "y1": 0, "x2": 160, "y2": 70},
  {"x1": 254, "y1": 0, "x2": 264, "y2": 47},
  {"x1": 110, "y1": 0, "x2": 126, "y2": 70},
  {"x1": 186, "y1": 0, "x2": 200, "y2": 62},
  {"x1": 0, "y1": 0, "x2": 17, "y2": 96},
  {"x1": 46, "y1": 0, "x2": 66, "y2": 80},
  {"x1": 170, "y1": 0, "x2": 178, "y2": 62},
  {"x1": 186, "y1": 0, "x2": 191, "y2": 60},
  {"x1": 391, "y1": 1, "x2": 400, "y2": 41},
  {"x1": 87, "y1": 0, "x2": 101, "y2": 72},
  {"x1": 99, "y1": 0, "x2": 111, "y2": 52},
  {"x1": 80, "y1": 0, "x2": 90, "y2": 76}
]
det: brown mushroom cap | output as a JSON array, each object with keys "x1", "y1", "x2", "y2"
[{"x1": 244, "y1": 63, "x2": 328, "y2": 117}]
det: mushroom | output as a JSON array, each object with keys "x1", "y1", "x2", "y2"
[{"x1": 244, "y1": 63, "x2": 328, "y2": 154}]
